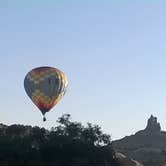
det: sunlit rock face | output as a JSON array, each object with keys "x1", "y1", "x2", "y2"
[{"x1": 115, "y1": 152, "x2": 143, "y2": 166}]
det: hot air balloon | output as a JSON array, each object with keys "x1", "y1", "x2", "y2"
[{"x1": 24, "y1": 66, "x2": 68, "y2": 121}]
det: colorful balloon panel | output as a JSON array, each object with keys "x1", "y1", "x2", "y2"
[{"x1": 24, "y1": 67, "x2": 68, "y2": 116}]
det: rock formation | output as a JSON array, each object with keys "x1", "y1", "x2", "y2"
[
  {"x1": 136, "y1": 115, "x2": 161, "y2": 135},
  {"x1": 116, "y1": 152, "x2": 143, "y2": 166},
  {"x1": 112, "y1": 115, "x2": 166, "y2": 166}
]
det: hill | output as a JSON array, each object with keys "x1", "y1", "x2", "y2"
[{"x1": 112, "y1": 115, "x2": 166, "y2": 166}]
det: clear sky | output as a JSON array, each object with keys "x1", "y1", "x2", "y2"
[{"x1": 1, "y1": 0, "x2": 166, "y2": 140}]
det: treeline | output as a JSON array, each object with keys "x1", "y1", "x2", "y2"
[{"x1": 0, "y1": 114, "x2": 119, "y2": 166}]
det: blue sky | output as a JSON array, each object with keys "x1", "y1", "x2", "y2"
[{"x1": 1, "y1": 1, "x2": 166, "y2": 139}]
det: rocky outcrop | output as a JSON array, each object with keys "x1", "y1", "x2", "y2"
[
  {"x1": 112, "y1": 115, "x2": 166, "y2": 166},
  {"x1": 146, "y1": 115, "x2": 161, "y2": 132},
  {"x1": 136, "y1": 115, "x2": 161, "y2": 135}
]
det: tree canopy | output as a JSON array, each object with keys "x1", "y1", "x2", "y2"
[{"x1": 0, "y1": 114, "x2": 119, "y2": 166}]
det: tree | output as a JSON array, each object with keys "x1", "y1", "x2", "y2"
[{"x1": 0, "y1": 114, "x2": 119, "y2": 166}]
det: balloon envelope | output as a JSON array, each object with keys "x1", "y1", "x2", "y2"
[{"x1": 24, "y1": 66, "x2": 68, "y2": 120}]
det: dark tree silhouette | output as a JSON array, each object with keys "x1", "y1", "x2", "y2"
[{"x1": 0, "y1": 115, "x2": 119, "y2": 166}]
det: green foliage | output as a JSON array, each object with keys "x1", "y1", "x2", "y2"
[{"x1": 0, "y1": 115, "x2": 119, "y2": 166}]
